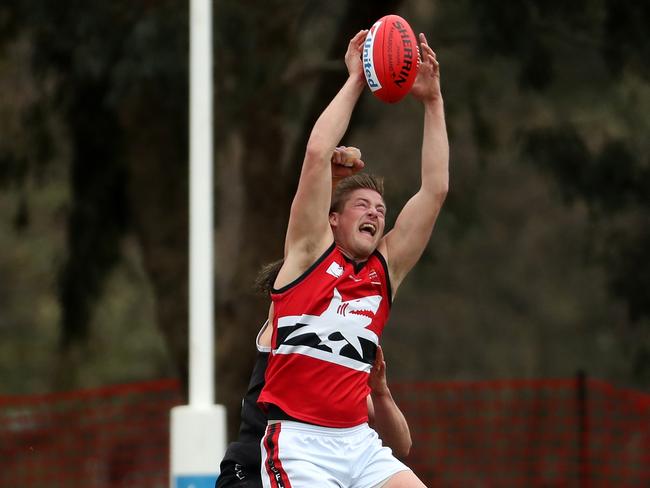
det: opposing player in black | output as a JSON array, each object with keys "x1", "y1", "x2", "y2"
[
  {"x1": 216, "y1": 149, "x2": 412, "y2": 488},
  {"x1": 215, "y1": 322, "x2": 272, "y2": 488}
]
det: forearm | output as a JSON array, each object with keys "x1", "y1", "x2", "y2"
[
  {"x1": 291, "y1": 77, "x2": 363, "y2": 223},
  {"x1": 306, "y1": 76, "x2": 365, "y2": 160},
  {"x1": 420, "y1": 98, "x2": 449, "y2": 200},
  {"x1": 370, "y1": 390, "x2": 412, "y2": 458}
]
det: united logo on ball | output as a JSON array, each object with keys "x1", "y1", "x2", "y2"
[{"x1": 363, "y1": 15, "x2": 420, "y2": 103}]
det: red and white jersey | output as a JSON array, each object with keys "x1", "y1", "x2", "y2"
[{"x1": 258, "y1": 243, "x2": 392, "y2": 428}]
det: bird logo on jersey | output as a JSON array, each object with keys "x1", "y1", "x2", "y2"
[{"x1": 274, "y1": 288, "x2": 381, "y2": 372}]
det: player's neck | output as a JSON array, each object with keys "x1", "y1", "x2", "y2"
[{"x1": 336, "y1": 244, "x2": 370, "y2": 266}]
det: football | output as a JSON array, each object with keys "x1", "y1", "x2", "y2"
[{"x1": 363, "y1": 15, "x2": 420, "y2": 103}]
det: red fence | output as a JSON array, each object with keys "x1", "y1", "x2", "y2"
[
  {"x1": 1, "y1": 376, "x2": 649, "y2": 487},
  {"x1": 0, "y1": 379, "x2": 182, "y2": 488},
  {"x1": 392, "y1": 375, "x2": 650, "y2": 487}
]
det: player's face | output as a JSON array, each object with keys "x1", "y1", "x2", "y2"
[{"x1": 329, "y1": 189, "x2": 386, "y2": 260}]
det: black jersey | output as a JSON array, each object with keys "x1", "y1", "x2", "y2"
[{"x1": 216, "y1": 325, "x2": 270, "y2": 488}]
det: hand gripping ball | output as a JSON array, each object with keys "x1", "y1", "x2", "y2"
[{"x1": 363, "y1": 15, "x2": 420, "y2": 103}]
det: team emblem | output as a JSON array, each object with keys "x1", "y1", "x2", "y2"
[{"x1": 274, "y1": 288, "x2": 381, "y2": 371}]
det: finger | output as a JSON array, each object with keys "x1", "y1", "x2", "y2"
[
  {"x1": 341, "y1": 147, "x2": 361, "y2": 167},
  {"x1": 337, "y1": 157, "x2": 353, "y2": 168},
  {"x1": 371, "y1": 357, "x2": 380, "y2": 372},
  {"x1": 332, "y1": 167, "x2": 353, "y2": 179},
  {"x1": 419, "y1": 34, "x2": 434, "y2": 64},
  {"x1": 343, "y1": 147, "x2": 361, "y2": 162},
  {"x1": 351, "y1": 30, "x2": 368, "y2": 45},
  {"x1": 420, "y1": 43, "x2": 434, "y2": 59},
  {"x1": 344, "y1": 146, "x2": 361, "y2": 158},
  {"x1": 352, "y1": 159, "x2": 365, "y2": 172},
  {"x1": 376, "y1": 345, "x2": 384, "y2": 363},
  {"x1": 357, "y1": 31, "x2": 369, "y2": 50},
  {"x1": 429, "y1": 53, "x2": 439, "y2": 73}
]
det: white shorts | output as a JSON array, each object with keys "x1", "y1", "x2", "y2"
[{"x1": 260, "y1": 420, "x2": 409, "y2": 488}]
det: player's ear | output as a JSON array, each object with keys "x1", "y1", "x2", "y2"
[{"x1": 329, "y1": 212, "x2": 339, "y2": 228}]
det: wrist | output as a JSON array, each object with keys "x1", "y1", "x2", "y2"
[
  {"x1": 347, "y1": 73, "x2": 366, "y2": 91},
  {"x1": 370, "y1": 387, "x2": 391, "y2": 399},
  {"x1": 423, "y1": 97, "x2": 445, "y2": 117},
  {"x1": 423, "y1": 94, "x2": 444, "y2": 108}
]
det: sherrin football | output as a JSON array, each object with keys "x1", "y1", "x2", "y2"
[{"x1": 363, "y1": 15, "x2": 420, "y2": 103}]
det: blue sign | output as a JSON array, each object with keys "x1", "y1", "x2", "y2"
[{"x1": 175, "y1": 474, "x2": 218, "y2": 488}]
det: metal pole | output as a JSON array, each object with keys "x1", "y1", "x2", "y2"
[
  {"x1": 189, "y1": 0, "x2": 214, "y2": 408},
  {"x1": 170, "y1": 2, "x2": 226, "y2": 486}
]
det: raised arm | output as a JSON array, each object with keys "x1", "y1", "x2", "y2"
[
  {"x1": 380, "y1": 33, "x2": 449, "y2": 293},
  {"x1": 367, "y1": 346, "x2": 412, "y2": 458},
  {"x1": 274, "y1": 31, "x2": 368, "y2": 289}
]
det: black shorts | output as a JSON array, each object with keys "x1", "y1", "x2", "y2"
[{"x1": 216, "y1": 442, "x2": 262, "y2": 488}]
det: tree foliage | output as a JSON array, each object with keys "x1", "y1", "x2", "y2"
[{"x1": 1, "y1": 0, "x2": 649, "y2": 439}]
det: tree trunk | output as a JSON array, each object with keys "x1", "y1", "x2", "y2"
[{"x1": 120, "y1": 83, "x2": 190, "y2": 395}]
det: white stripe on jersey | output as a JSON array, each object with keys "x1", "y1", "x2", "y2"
[{"x1": 273, "y1": 344, "x2": 373, "y2": 372}]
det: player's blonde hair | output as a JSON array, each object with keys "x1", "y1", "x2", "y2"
[{"x1": 330, "y1": 173, "x2": 385, "y2": 213}]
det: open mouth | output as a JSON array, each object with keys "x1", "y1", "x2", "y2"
[{"x1": 359, "y1": 223, "x2": 377, "y2": 236}]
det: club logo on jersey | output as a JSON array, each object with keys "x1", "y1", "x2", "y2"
[
  {"x1": 326, "y1": 261, "x2": 344, "y2": 278},
  {"x1": 368, "y1": 269, "x2": 381, "y2": 286},
  {"x1": 274, "y1": 288, "x2": 381, "y2": 371}
]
